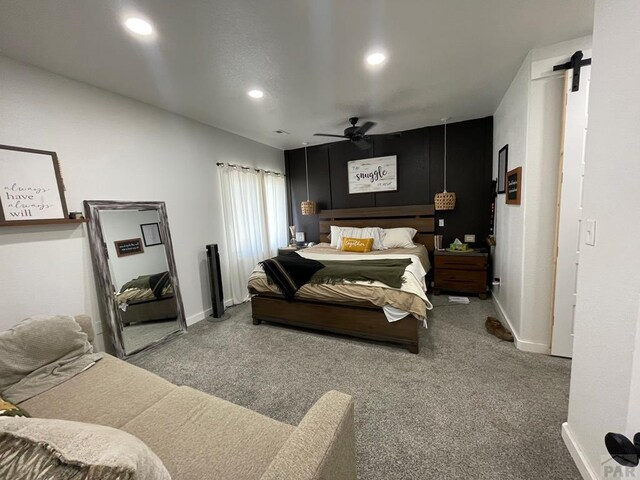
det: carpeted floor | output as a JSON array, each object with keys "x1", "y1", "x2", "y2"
[
  {"x1": 123, "y1": 319, "x2": 180, "y2": 354},
  {"x1": 130, "y1": 296, "x2": 580, "y2": 480}
]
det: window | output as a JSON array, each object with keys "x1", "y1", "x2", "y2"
[{"x1": 219, "y1": 166, "x2": 287, "y2": 304}]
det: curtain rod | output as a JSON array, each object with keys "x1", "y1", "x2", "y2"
[{"x1": 216, "y1": 162, "x2": 283, "y2": 177}]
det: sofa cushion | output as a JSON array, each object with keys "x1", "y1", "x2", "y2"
[
  {"x1": 19, "y1": 355, "x2": 175, "y2": 428},
  {"x1": 0, "y1": 315, "x2": 103, "y2": 403},
  {"x1": 0, "y1": 416, "x2": 171, "y2": 480},
  {"x1": 120, "y1": 386, "x2": 295, "y2": 480}
]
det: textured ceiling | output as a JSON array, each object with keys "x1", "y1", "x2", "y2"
[{"x1": 0, "y1": 0, "x2": 593, "y2": 150}]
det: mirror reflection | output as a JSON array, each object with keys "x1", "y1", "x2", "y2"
[
  {"x1": 100, "y1": 209, "x2": 180, "y2": 354},
  {"x1": 85, "y1": 201, "x2": 186, "y2": 358}
]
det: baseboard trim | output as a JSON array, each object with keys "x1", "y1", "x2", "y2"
[
  {"x1": 492, "y1": 295, "x2": 550, "y2": 354},
  {"x1": 186, "y1": 308, "x2": 212, "y2": 326},
  {"x1": 562, "y1": 422, "x2": 598, "y2": 480}
]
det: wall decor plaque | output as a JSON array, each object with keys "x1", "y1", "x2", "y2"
[{"x1": 348, "y1": 155, "x2": 397, "y2": 194}]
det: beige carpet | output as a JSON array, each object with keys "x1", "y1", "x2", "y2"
[{"x1": 131, "y1": 297, "x2": 579, "y2": 480}]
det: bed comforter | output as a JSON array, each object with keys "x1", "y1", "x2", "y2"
[{"x1": 248, "y1": 243, "x2": 433, "y2": 322}]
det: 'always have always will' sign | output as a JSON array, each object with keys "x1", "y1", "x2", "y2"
[
  {"x1": 0, "y1": 146, "x2": 67, "y2": 222},
  {"x1": 348, "y1": 155, "x2": 397, "y2": 194}
]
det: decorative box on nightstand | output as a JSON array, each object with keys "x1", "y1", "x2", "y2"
[{"x1": 433, "y1": 249, "x2": 489, "y2": 299}]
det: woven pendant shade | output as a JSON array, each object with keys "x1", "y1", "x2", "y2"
[
  {"x1": 434, "y1": 118, "x2": 456, "y2": 211},
  {"x1": 434, "y1": 191, "x2": 456, "y2": 210},
  {"x1": 300, "y1": 200, "x2": 317, "y2": 215},
  {"x1": 300, "y1": 142, "x2": 316, "y2": 216}
]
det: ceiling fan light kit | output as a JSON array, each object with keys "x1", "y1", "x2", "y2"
[
  {"x1": 300, "y1": 142, "x2": 317, "y2": 216},
  {"x1": 434, "y1": 117, "x2": 456, "y2": 211}
]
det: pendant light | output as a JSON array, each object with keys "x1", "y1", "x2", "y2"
[
  {"x1": 300, "y1": 142, "x2": 317, "y2": 215},
  {"x1": 434, "y1": 117, "x2": 456, "y2": 210}
]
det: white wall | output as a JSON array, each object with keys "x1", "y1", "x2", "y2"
[
  {"x1": 492, "y1": 53, "x2": 530, "y2": 340},
  {"x1": 492, "y1": 36, "x2": 592, "y2": 353},
  {"x1": 100, "y1": 209, "x2": 168, "y2": 290},
  {"x1": 563, "y1": 1, "x2": 640, "y2": 478},
  {"x1": 0, "y1": 55, "x2": 283, "y2": 351}
]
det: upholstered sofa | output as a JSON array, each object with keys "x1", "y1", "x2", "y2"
[{"x1": 10, "y1": 316, "x2": 357, "y2": 480}]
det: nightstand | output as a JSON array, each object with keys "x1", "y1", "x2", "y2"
[{"x1": 433, "y1": 250, "x2": 489, "y2": 299}]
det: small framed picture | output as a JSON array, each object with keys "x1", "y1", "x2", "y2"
[
  {"x1": 497, "y1": 145, "x2": 508, "y2": 194},
  {"x1": 140, "y1": 222, "x2": 162, "y2": 246},
  {"x1": 114, "y1": 238, "x2": 144, "y2": 257},
  {"x1": 506, "y1": 167, "x2": 522, "y2": 205},
  {"x1": 296, "y1": 232, "x2": 306, "y2": 242}
]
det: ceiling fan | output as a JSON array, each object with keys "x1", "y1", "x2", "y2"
[{"x1": 313, "y1": 117, "x2": 377, "y2": 149}]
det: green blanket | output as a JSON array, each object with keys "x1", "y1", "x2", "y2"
[{"x1": 308, "y1": 258, "x2": 411, "y2": 289}]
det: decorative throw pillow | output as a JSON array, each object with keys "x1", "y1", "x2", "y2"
[
  {"x1": 0, "y1": 416, "x2": 171, "y2": 480},
  {"x1": 0, "y1": 315, "x2": 103, "y2": 404},
  {"x1": 336, "y1": 227, "x2": 386, "y2": 250},
  {"x1": 0, "y1": 397, "x2": 29, "y2": 417},
  {"x1": 341, "y1": 237, "x2": 374, "y2": 253},
  {"x1": 382, "y1": 228, "x2": 418, "y2": 249}
]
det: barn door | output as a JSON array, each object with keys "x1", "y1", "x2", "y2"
[{"x1": 551, "y1": 65, "x2": 591, "y2": 358}]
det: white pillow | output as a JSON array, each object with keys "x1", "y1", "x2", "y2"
[
  {"x1": 382, "y1": 228, "x2": 417, "y2": 249},
  {"x1": 336, "y1": 227, "x2": 386, "y2": 250},
  {"x1": 329, "y1": 226, "x2": 342, "y2": 248}
]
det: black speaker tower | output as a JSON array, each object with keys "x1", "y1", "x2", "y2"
[{"x1": 206, "y1": 244, "x2": 225, "y2": 318}]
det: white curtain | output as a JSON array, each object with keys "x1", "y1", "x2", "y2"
[{"x1": 220, "y1": 166, "x2": 287, "y2": 304}]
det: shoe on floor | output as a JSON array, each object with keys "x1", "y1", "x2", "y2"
[{"x1": 485, "y1": 316, "x2": 514, "y2": 342}]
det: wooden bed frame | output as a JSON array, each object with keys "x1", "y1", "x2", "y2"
[{"x1": 251, "y1": 204, "x2": 435, "y2": 354}]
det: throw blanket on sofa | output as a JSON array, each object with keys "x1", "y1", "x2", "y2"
[{"x1": 260, "y1": 253, "x2": 325, "y2": 300}]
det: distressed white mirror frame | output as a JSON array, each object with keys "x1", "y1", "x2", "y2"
[{"x1": 84, "y1": 200, "x2": 187, "y2": 358}]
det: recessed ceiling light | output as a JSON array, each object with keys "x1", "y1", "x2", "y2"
[
  {"x1": 248, "y1": 89, "x2": 264, "y2": 99},
  {"x1": 366, "y1": 52, "x2": 387, "y2": 66},
  {"x1": 124, "y1": 17, "x2": 154, "y2": 36}
]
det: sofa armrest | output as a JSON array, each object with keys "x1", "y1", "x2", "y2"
[
  {"x1": 73, "y1": 315, "x2": 95, "y2": 346},
  {"x1": 260, "y1": 391, "x2": 356, "y2": 480}
]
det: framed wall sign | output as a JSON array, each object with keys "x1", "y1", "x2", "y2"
[
  {"x1": 506, "y1": 167, "x2": 522, "y2": 205},
  {"x1": 114, "y1": 238, "x2": 145, "y2": 257},
  {"x1": 497, "y1": 145, "x2": 508, "y2": 194},
  {"x1": 0, "y1": 144, "x2": 68, "y2": 223},
  {"x1": 348, "y1": 155, "x2": 397, "y2": 194},
  {"x1": 140, "y1": 222, "x2": 162, "y2": 246}
]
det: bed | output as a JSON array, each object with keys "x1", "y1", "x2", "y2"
[
  {"x1": 114, "y1": 272, "x2": 178, "y2": 326},
  {"x1": 248, "y1": 205, "x2": 435, "y2": 353}
]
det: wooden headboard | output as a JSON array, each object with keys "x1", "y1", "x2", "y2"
[{"x1": 318, "y1": 204, "x2": 435, "y2": 251}]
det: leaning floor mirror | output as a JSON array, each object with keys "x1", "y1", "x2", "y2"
[{"x1": 84, "y1": 201, "x2": 186, "y2": 358}]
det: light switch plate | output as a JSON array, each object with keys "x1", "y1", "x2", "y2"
[
  {"x1": 585, "y1": 219, "x2": 596, "y2": 246},
  {"x1": 464, "y1": 234, "x2": 476, "y2": 243},
  {"x1": 438, "y1": 219, "x2": 445, "y2": 227}
]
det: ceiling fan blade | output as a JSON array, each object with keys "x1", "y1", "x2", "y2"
[
  {"x1": 313, "y1": 133, "x2": 349, "y2": 138},
  {"x1": 354, "y1": 121, "x2": 376, "y2": 135}
]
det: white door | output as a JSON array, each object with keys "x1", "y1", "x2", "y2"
[{"x1": 551, "y1": 65, "x2": 590, "y2": 357}]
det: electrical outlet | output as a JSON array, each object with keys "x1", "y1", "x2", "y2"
[
  {"x1": 585, "y1": 219, "x2": 596, "y2": 246},
  {"x1": 464, "y1": 234, "x2": 476, "y2": 243},
  {"x1": 438, "y1": 219, "x2": 445, "y2": 227}
]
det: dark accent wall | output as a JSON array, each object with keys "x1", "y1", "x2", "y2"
[{"x1": 285, "y1": 116, "x2": 493, "y2": 246}]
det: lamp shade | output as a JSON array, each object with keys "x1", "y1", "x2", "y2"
[
  {"x1": 434, "y1": 191, "x2": 456, "y2": 211},
  {"x1": 300, "y1": 200, "x2": 317, "y2": 215}
]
